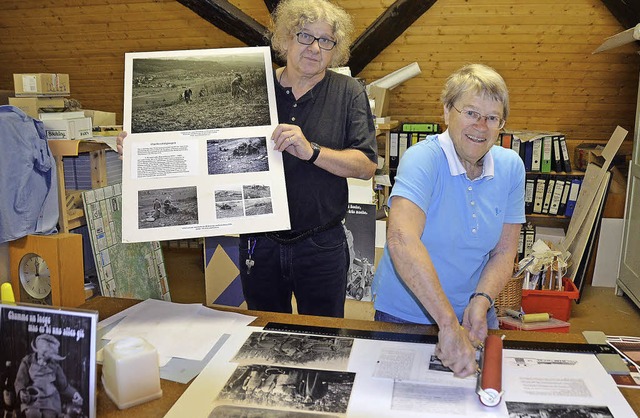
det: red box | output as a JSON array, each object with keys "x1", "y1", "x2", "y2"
[{"x1": 521, "y1": 277, "x2": 579, "y2": 321}]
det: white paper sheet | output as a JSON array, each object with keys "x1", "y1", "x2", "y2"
[{"x1": 100, "y1": 299, "x2": 255, "y2": 366}]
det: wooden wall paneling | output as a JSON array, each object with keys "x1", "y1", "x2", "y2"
[
  {"x1": 0, "y1": 0, "x2": 638, "y2": 145},
  {"x1": 348, "y1": 0, "x2": 436, "y2": 76}
]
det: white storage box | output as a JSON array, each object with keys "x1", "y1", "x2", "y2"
[{"x1": 43, "y1": 117, "x2": 93, "y2": 140}]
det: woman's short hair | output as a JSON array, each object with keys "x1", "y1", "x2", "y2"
[
  {"x1": 270, "y1": 0, "x2": 354, "y2": 67},
  {"x1": 440, "y1": 64, "x2": 510, "y2": 120}
]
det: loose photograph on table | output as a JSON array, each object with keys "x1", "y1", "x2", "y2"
[
  {"x1": 232, "y1": 332, "x2": 353, "y2": 370},
  {"x1": 216, "y1": 364, "x2": 355, "y2": 415}
]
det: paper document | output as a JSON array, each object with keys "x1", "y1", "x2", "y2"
[{"x1": 100, "y1": 299, "x2": 255, "y2": 366}]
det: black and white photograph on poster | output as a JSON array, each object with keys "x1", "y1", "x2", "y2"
[
  {"x1": 122, "y1": 46, "x2": 290, "y2": 243},
  {"x1": 138, "y1": 186, "x2": 199, "y2": 228},
  {"x1": 0, "y1": 304, "x2": 98, "y2": 418},
  {"x1": 243, "y1": 184, "x2": 273, "y2": 216},
  {"x1": 232, "y1": 332, "x2": 353, "y2": 370},
  {"x1": 214, "y1": 187, "x2": 244, "y2": 219},
  {"x1": 216, "y1": 364, "x2": 355, "y2": 415},
  {"x1": 344, "y1": 203, "x2": 376, "y2": 301},
  {"x1": 207, "y1": 137, "x2": 270, "y2": 175},
  {"x1": 209, "y1": 404, "x2": 336, "y2": 417},
  {"x1": 505, "y1": 401, "x2": 613, "y2": 417},
  {"x1": 129, "y1": 51, "x2": 271, "y2": 133}
]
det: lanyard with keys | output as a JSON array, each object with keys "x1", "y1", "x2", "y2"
[{"x1": 246, "y1": 238, "x2": 257, "y2": 274}]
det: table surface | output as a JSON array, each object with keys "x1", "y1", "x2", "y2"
[{"x1": 84, "y1": 297, "x2": 639, "y2": 417}]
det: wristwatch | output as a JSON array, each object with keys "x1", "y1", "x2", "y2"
[{"x1": 307, "y1": 142, "x2": 321, "y2": 164}]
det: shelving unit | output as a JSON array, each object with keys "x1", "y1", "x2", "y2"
[
  {"x1": 374, "y1": 120, "x2": 399, "y2": 209},
  {"x1": 47, "y1": 139, "x2": 111, "y2": 232},
  {"x1": 526, "y1": 170, "x2": 586, "y2": 229}
]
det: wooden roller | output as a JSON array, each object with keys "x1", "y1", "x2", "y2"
[{"x1": 476, "y1": 334, "x2": 504, "y2": 407}]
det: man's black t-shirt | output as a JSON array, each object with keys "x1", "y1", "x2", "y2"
[{"x1": 275, "y1": 70, "x2": 377, "y2": 233}]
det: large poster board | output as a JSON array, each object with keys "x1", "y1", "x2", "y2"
[{"x1": 121, "y1": 46, "x2": 289, "y2": 243}]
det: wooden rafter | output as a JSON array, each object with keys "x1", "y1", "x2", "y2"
[
  {"x1": 175, "y1": 0, "x2": 269, "y2": 47},
  {"x1": 263, "y1": 0, "x2": 279, "y2": 14},
  {"x1": 600, "y1": 0, "x2": 640, "y2": 30},
  {"x1": 348, "y1": 0, "x2": 435, "y2": 76}
]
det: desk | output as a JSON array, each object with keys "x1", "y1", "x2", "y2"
[{"x1": 83, "y1": 297, "x2": 640, "y2": 417}]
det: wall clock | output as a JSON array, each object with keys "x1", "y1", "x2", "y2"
[{"x1": 9, "y1": 233, "x2": 85, "y2": 307}]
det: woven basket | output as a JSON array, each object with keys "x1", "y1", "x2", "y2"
[{"x1": 494, "y1": 276, "x2": 524, "y2": 316}]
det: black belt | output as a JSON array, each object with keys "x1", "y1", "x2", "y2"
[{"x1": 263, "y1": 215, "x2": 344, "y2": 245}]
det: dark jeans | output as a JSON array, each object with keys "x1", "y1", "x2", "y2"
[{"x1": 239, "y1": 225, "x2": 349, "y2": 318}]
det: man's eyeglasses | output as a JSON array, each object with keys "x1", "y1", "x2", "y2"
[
  {"x1": 296, "y1": 32, "x2": 337, "y2": 51},
  {"x1": 451, "y1": 105, "x2": 505, "y2": 130}
]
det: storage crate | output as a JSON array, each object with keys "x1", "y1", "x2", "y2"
[{"x1": 521, "y1": 277, "x2": 579, "y2": 321}]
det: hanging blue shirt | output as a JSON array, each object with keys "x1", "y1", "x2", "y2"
[
  {"x1": 373, "y1": 131, "x2": 525, "y2": 325},
  {"x1": 0, "y1": 105, "x2": 58, "y2": 243}
]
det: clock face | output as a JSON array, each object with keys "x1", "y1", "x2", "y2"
[{"x1": 18, "y1": 253, "x2": 52, "y2": 301}]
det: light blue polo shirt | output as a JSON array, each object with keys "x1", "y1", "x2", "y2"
[{"x1": 373, "y1": 131, "x2": 525, "y2": 324}]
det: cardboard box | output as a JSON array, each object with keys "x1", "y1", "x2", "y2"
[
  {"x1": 13, "y1": 73, "x2": 70, "y2": 96},
  {"x1": 534, "y1": 226, "x2": 565, "y2": 246},
  {"x1": 43, "y1": 117, "x2": 93, "y2": 140},
  {"x1": 521, "y1": 277, "x2": 579, "y2": 321},
  {"x1": 574, "y1": 142, "x2": 633, "y2": 171},
  {"x1": 83, "y1": 109, "x2": 117, "y2": 127},
  {"x1": 368, "y1": 85, "x2": 390, "y2": 118},
  {"x1": 8, "y1": 97, "x2": 66, "y2": 119}
]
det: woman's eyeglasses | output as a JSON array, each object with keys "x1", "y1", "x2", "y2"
[{"x1": 452, "y1": 105, "x2": 505, "y2": 130}]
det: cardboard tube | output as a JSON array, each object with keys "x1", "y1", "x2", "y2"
[
  {"x1": 521, "y1": 313, "x2": 550, "y2": 323},
  {"x1": 478, "y1": 335, "x2": 503, "y2": 407},
  {"x1": 369, "y1": 62, "x2": 421, "y2": 90}
]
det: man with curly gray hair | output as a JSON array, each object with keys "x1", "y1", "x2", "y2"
[{"x1": 239, "y1": 0, "x2": 378, "y2": 318}]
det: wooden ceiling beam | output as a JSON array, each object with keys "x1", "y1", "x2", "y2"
[
  {"x1": 263, "y1": 0, "x2": 279, "y2": 14},
  {"x1": 348, "y1": 0, "x2": 436, "y2": 76},
  {"x1": 600, "y1": 0, "x2": 640, "y2": 30},
  {"x1": 176, "y1": 0, "x2": 269, "y2": 47}
]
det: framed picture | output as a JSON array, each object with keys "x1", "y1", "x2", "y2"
[{"x1": 0, "y1": 303, "x2": 98, "y2": 418}]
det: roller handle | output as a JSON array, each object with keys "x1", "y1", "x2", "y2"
[{"x1": 477, "y1": 334, "x2": 503, "y2": 407}]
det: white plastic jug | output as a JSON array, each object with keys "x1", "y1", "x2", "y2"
[{"x1": 101, "y1": 337, "x2": 163, "y2": 409}]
